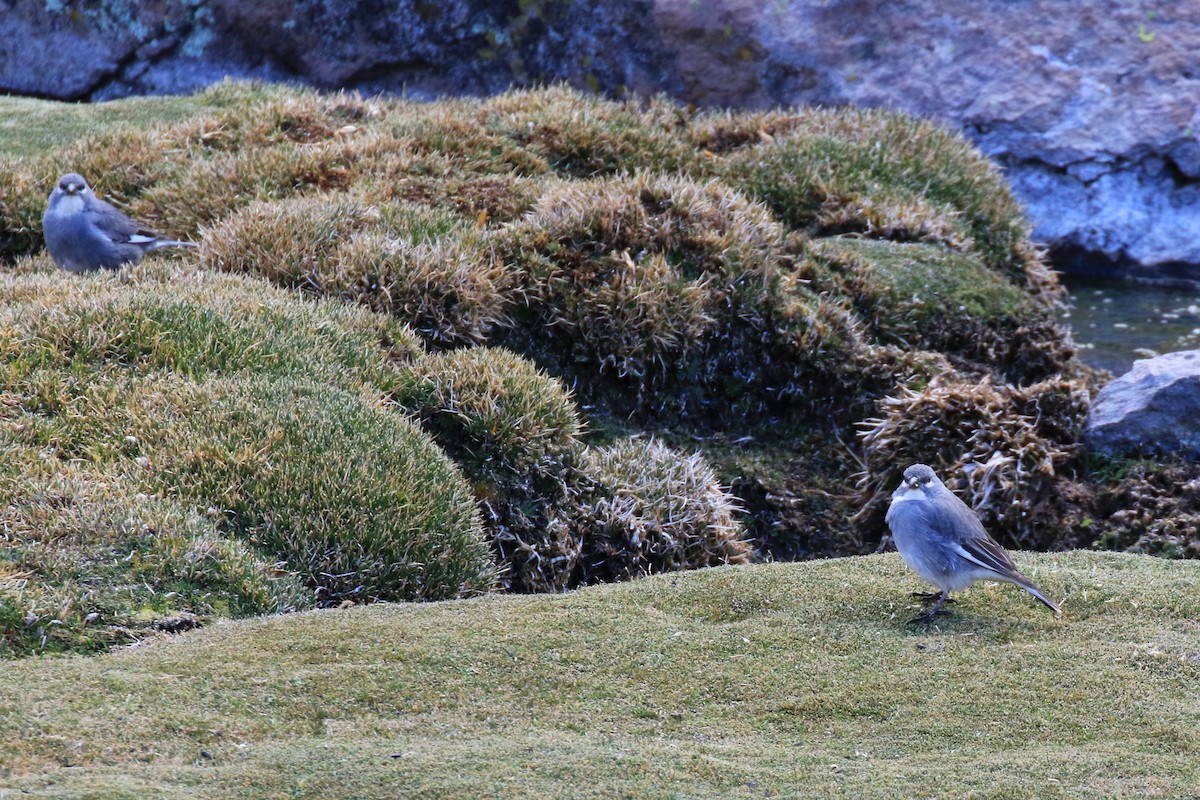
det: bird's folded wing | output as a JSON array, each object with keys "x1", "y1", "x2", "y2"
[
  {"x1": 85, "y1": 200, "x2": 159, "y2": 243},
  {"x1": 922, "y1": 498, "x2": 1023, "y2": 578},
  {"x1": 951, "y1": 532, "x2": 1022, "y2": 579}
]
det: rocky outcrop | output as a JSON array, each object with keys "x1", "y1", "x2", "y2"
[
  {"x1": 652, "y1": 1, "x2": 1200, "y2": 284},
  {"x1": 0, "y1": 1, "x2": 678, "y2": 103},
  {"x1": 2, "y1": 1, "x2": 1197, "y2": 281},
  {"x1": 1086, "y1": 351, "x2": 1200, "y2": 459}
]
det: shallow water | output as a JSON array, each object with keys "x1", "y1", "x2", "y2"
[{"x1": 1058, "y1": 276, "x2": 1200, "y2": 376}]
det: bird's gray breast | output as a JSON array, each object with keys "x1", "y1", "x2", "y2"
[
  {"x1": 886, "y1": 490, "x2": 958, "y2": 587},
  {"x1": 44, "y1": 199, "x2": 104, "y2": 271}
]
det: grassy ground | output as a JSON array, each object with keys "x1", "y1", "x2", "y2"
[
  {"x1": 1, "y1": 552, "x2": 1197, "y2": 798},
  {"x1": 2, "y1": 84, "x2": 1197, "y2": 798},
  {"x1": 0, "y1": 94, "x2": 222, "y2": 158}
]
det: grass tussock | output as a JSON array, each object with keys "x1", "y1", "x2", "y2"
[
  {"x1": 477, "y1": 85, "x2": 697, "y2": 177},
  {"x1": 201, "y1": 197, "x2": 511, "y2": 346},
  {"x1": 395, "y1": 347, "x2": 584, "y2": 592},
  {"x1": 808, "y1": 237, "x2": 1075, "y2": 381},
  {"x1": 703, "y1": 106, "x2": 1060, "y2": 301},
  {"x1": 0, "y1": 160, "x2": 51, "y2": 258},
  {"x1": 495, "y1": 173, "x2": 856, "y2": 414},
  {"x1": 575, "y1": 438, "x2": 753, "y2": 582}
]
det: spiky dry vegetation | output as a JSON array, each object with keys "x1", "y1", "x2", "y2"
[
  {"x1": 574, "y1": 438, "x2": 753, "y2": 582},
  {"x1": 0, "y1": 80, "x2": 1184, "y2": 656},
  {"x1": 857, "y1": 378, "x2": 1091, "y2": 548}
]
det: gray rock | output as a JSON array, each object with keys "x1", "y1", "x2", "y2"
[
  {"x1": 2, "y1": 0, "x2": 1198, "y2": 281},
  {"x1": 1087, "y1": 351, "x2": 1200, "y2": 459}
]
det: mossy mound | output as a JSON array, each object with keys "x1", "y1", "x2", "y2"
[
  {"x1": 139, "y1": 376, "x2": 495, "y2": 604},
  {"x1": 394, "y1": 347, "x2": 584, "y2": 592},
  {"x1": 704, "y1": 106, "x2": 1059, "y2": 302},
  {"x1": 495, "y1": 173, "x2": 858, "y2": 415},
  {"x1": 0, "y1": 262, "x2": 496, "y2": 655},
  {"x1": 856, "y1": 377, "x2": 1090, "y2": 548},
  {"x1": 6, "y1": 369, "x2": 495, "y2": 617},
  {"x1": 198, "y1": 195, "x2": 381, "y2": 280},
  {"x1": 573, "y1": 438, "x2": 753, "y2": 582},
  {"x1": 0, "y1": 464, "x2": 312, "y2": 657},
  {"x1": 0, "y1": 260, "x2": 421, "y2": 387},
  {"x1": 807, "y1": 238, "x2": 1074, "y2": 381}
]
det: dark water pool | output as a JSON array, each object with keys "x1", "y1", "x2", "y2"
[{"x1": 1058, "y1": 276, "x2": 1200, "y2": 376}]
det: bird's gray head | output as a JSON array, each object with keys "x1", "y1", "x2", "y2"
[
  {"x1": 53, "y1": 173, "x2": 91, "y2": 197},
  {"x1": 901, "y1": 463, "x2": 940, "y2": 492}
]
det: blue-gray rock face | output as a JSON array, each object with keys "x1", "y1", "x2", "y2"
[
  {"x1": 1, "y1": 0, "x2": 1197, "y2": 282},
  {"x1": 1087, "y1": 351, "x2": 1200, "y2": 460}
]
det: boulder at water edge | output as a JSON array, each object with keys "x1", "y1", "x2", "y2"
[{"x1": 1086, "y1": 350, "x2": 1200, "y2": 460}]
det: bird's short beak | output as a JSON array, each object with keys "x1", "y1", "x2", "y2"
[
  {"x1": 67, "y1": 183, "x2": 82, "y2": 194},
  {"x1": 906, "y1": 478, "x2": 920, "y2": 491}
]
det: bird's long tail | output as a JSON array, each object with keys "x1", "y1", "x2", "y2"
[
  {"x1": 1015, "y1": 578, "x2": 1061, "y2": 614},
  {"x1": 149, "y1": 239, "x2": 199, "y2": 251}
]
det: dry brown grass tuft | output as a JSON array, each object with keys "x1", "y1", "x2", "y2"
[
  {"x1": 573, "y1": 438, "x2": 753, "y2": 582},
  {"x1": 131, "y1": 142, "x2": 357, "y2": 235},
  {"x1": 329, "y1": 225, "x2": 509, "y2": 347},
  {"x1": 382, "y1": 96, "x2": 551, "y2": 176},
  {"x1": 51, "y1": 127, "x2": 174, "y2": 202},
  {"x1": 479, "y1": 85, "x2": 696, "y2": 177},
  {"x1": 160, "y1": 85, "x2": 379, "y2": 152},
  {"x1": 202, "y1": 197, "x2": 510, "y2": 346},
  {"x1": 199, "y1": 194, "x2": 381, "y2": 283},
  {"x1": 856, "y1": 377, "x2": 1090, "y2": 548},
  {"x1": 368, "y1": 172, "x2": 547, "y2": 224}
]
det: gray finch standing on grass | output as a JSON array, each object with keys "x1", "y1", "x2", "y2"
[
  {"x1": 42, "y1": 173, "x2": 197, "y2": 272},
  {"x1": 885, "y1": 463, "x2": 1062, "y2": 623}
]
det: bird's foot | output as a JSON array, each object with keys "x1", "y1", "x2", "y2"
[
  {"x1": 907, "y1": 606, "x2": 953, "y2": 626},
  {"x1": 906, "y1": 590, "x2": 952, "y2": 625}
]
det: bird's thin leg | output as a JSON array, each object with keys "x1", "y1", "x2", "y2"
[{"x1": 908, "y1": 591, "x2": 952, "y2": 624}]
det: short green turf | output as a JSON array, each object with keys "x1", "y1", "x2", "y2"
[
  {"x1": 0, "y1": 94, "x2": 221, "y2": 159},
  {"x1": 1, "y1": 553, "x2": 1196, "y2": 798}
]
